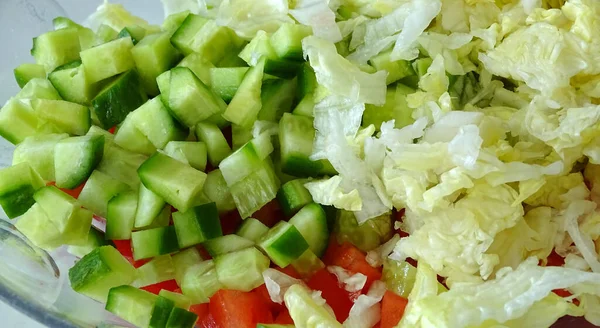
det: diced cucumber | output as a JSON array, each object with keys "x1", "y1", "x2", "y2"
[
  {"x1": 92, "y1": 69, "x2": 148, "y2": 129},
  {"x1": 270, "y1": 23, "x2": 312, "y2": 61},
  {"x1": 69, "y1": 246, "x2": 137, "y2": 302},
  {"x1": 335, "y1": 211, "x2": 393, "y2": 252},
  {"x1": 292, "y1": 94, "x2": 315, "y2": 118},
  {"x1": 203, "y1": 234, "x2": 254, "y2": 257},
  {"x1": 114, "y1": 113, "x2": 156, "y2": 155},
  {"x1": 78, "y1": 170, "x2": 131, "y2": 218},
  {"x1": 258, "y1": 78, "x2": 297, "y2": 122},
  {"x1": 0, "y1": 98, "x2": 42, "y2": 145},
  {"x1": 216, "y1": 51, "x2": 248, "y2": 67},
  {"x1": 138, "y1": 152, "x2": 207, "y2": 212},
  {"x1": 149, "y1": 296, "x2": 175, "y2": 328},
  {"x1": 31, "y1": 27, "x2": 81, "y2": 72},
  {"x1": 163, "y1": 141, "x2": 207, "y2": 171},
  {"x1": 277, "y1": 179, "x2": 313, "y2": 217},
  {"x1": 209, "y1": 67, "x2": 248, "y2": 102},
  {"x1": 15, "y1": 78, "x2": 62, "y2": 100},
  {"x1": 370, "y1": 50, "x2": 415, "y2": 84},
  {"x1": 166, "y1": 307, "x2": 198, "y2": 328},
  {"x1": 279, "y1": 113, "x2": 336, "y2": 177},
  {"x1": 132, "y1": 226, "x2": 180, "y2": 260},
  {"x1": 363, "y1": 83, "x2": 415, "y2": 130},
  {"x1": 106, "y1": 191, "x2": 138, "y2": 240},
  {"x1": 34, "y1": 186, "x2": 93, "y2": 245},
  {"x1": 48, "y1": 61, "x2": 99, "y2": 105},
  {"x1": 239, "y1": 31, "x2": 301, "y2": 78},
  {"x1": 146, "y1": 204, "x2": 173, "y2": 229},
  {"x1": 32, "y1": 99, "x2": 91, "y2": 135},
  {"x1": 214, "y1": 247, "x2": 270, "y2": 292},
  {"x1": 172, "y1": 247, "x2": 204, "y2": 286},
  {"x1": 257, "y1": 325, "x2": 295, "y2": 328},
  {"x1": 169, "y1": 67, "x2": 227, "y2": 127},
  {"x1": 105, "y1": 285, "x2": 157, "y2": 327},
  {"x1": 134, "y1": 183, "x2": 166, "y2": 229},
  {"x1": 130, "y1": 97, "x2": 187, "y2": 149},
  {"x1": 229, "y1": 161, "x2": 281, "y2": 219},
  {"x1": 159, "y1": 290, "x2": 192, "y2": 310},
  {"x1": 13, "y1": 134, "x2": 69, "y2": 181},
  {"x1": 177, "y1": 52, "x2": 214, "y2": 86},
  {"x1": 162, "y1": 11, "x2": 191, "y2": 34},
  {"x1": 195, "y1": 122, "x2": 232, "y2": 167},
  {"x1": 219, "y1": 137, "x2": 272, "y2": 186},
  {"x1": 81, "y1": 37, "x2": 136, "y2": 83},
  {"x1": 67, "y1": 228, "x2": 108, "y2": 258},
  {"x1": 284, "y1": 284, "x2": 341, "y2": 328},
  {"x1": 52, "y1": 17, "x2": 96, "y2": 50},
  {"x1": 236, "y1": 218, "x2": 269, "y2": 242},
  {"x1": 14, "y1": 63, "x2": 46, "y2": 88},
  {"x1": 54, "y1": 135, "x2": 105, "y2": 189},
  {"x1": 180, "y1": 260, "x2": 222, "y2": 303},
  {"x1": 296, "y1": 62, "x2": 317, "y2": 100},
  {"x1": 173, "y1": 202, "x2": 223, "y2": 248},
  {"x1": 170, "y1": 14, "x2": 210, "y2": 55},
  {"x1": 222, "y1": 58, "x2": 265, "y2": 127},
  {"x1": 0, "y1": 163, "x2": 45, "y2": 218},
  {"x1": 202, "y1": 169, "x2": 236, "y2": 213},
  {"x1": 96, "y1": 142, "x2": 147, "y2": 190},
  {"x1": 291, "y1": 249, "x2": 325, "y2": 278},
  {"x1": 289, "y1": 203, "x2": 329, "y2": 257},
  {"x1": 231, "y1": 124, "x2": 252, "y2": 150},
  {"x1": 134, "y1": 255, "x2": 175, "y2": 288},
  {"x1": 15, "y1": 203, "x2": 62, "y2": 250},
  {"x1": 132, "y1": 32, "x2": 182, "y2": 95},
  {"x1": 258, "y1": 221, "x2": 309, "y2": 267},
  {"x1": 96, "y1": 24, "x2": 119, "y2": 43},
  {"x1": 117, "y1": 25, "x2": 146, "y2": 45}
]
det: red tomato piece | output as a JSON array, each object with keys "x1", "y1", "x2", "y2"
[
  {"x1": 252, "y1": 200, "x2": 284, "y2": 228},
  {"x1": 306, "y1": 268, "x2": 354, "y2": 322},
  {"x1": 380, "y1": 291, "x2": 408, "y2": 328},
  {"x1": 209, "y1": 289, "x2": 274, "y2": 328},
  {"x1": 220, "y1": 210, "x2": 243, "y2": 235},
  {"x1": 190, "y1": 303, "x2": 218, "y2": 328},
  {"x1": 254, "y1": 284, "x2": 284, "y2": 316},
  {"x1": 140, "y1": 279, "x2": 179, "y2": 295},
  {"x1": 324, "y1": 241, "x2": 382, "y2": 290},
  {"x1": 107, "y1": 126, "x2": 116, "y2": 134},
  {"x1": 45, "y1": 181, "x2": 86, "y2": 199},
  {"x1": 545, "y1": 250, "x2": 565, "y2": 267},
  {"x1": 274, "y1": 309, "x2": 294, "y2": 325},
  {"x1": 112, "y1": 239, "x2": 149, "y2": 268},
  {"x1": 275, "y1": 265, "x2": 302, "y2": 279}
]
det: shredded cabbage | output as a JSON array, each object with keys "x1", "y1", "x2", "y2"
[{"x1": 85, "y1": 1, "x2": 160, "y2": 32}]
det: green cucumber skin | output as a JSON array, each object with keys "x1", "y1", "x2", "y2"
[{"x1": 92, "y1": 70, "x2": 148, "y2": 129}]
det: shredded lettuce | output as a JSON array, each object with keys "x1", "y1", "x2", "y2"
[
  {"x1": 84, "y1": 1, "x2": 160, "y2": 33},
  {"x1": 216, "y1": 0, "x2": 293, "y2": 39},
  {"x1": 305, "y1": 176, "x2": 362, "y2": 211},
  {"x1": 290, "y1": 0, "x2": 342, "y2": 42}
]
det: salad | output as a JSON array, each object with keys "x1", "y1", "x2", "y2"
[{"x1": 1, "y1": 0, "x2": 600, "y2": 327}]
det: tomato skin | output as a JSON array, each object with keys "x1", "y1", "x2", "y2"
[
  {"x1": 380, "y1": 291, "x2": 408, "y2": 328},
  {"x1": 323, "y1": 240, "x2": 382, "y2": 291},
  {"x1": 140, "y1": 279, "x2": 179, "y2": 295},
  {"x1": 190, "y1": 303, "x2": 218, "y2": 328},
  {"x1": 209, "y1": 289, "x2": 274, "y2": 328},
  {"x1": 252, "y1": 200, "x2": 284, "y2": 228},
  {"x1": 306, "y1": 268, "x2": 355, "y2": 322},
  {"x1": 219, "y1": 210, "x2": 243, "y2": 235}
]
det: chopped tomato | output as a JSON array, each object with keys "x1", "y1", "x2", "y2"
[
  {"x1": 545, "y1": 250, "x2": 565, "y2": 267},
  {"x1": 190, "y1": 303, "x2": 218, "y2": 328},
  {"x1": 140, "y1": 279, "x2": 179, "y2": 295},
  {"x1": 107, "y1": 126, "x2": 116, "y2": 134},
  {"x1": 220, "y1": 210, "x2": 243, "y2": 235},
  {"x1": 323, "y1": 240, "x2": 382, "y2": 291},
  {"x1": 380, "y1": 291, "x2": 408, "y2": 328},
  {"x1": 45, "y1": 181, "x2": 86, "y2": 199},
  {"x1": 209, "y1": 289, "x2": 274, "y2": 328},
  {"x1": 196, "y1": 245, "x2": 213, "y2": 260},
  {"x1": 275, "y1": 265, "x2": 301, "y2": 279},
  {"x1": 253, "y1": 200, "x2": 284, "y2": 228},
  {"x1": 112, "y1": 239, "x2": 149, "y2": 268},
  {"x1": 306, "y1": 268, "x2": 354, "y2": 322},
  {"x1": 274, "y1": 309, "x2": 294, "y2": 325},
  {"x1": 254, "y1": 284, "x2": 284, "y2": 316}
]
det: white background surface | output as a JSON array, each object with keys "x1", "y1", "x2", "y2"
[{"x1": 0, "y1": 1, "x2": 163, "y2": 326}]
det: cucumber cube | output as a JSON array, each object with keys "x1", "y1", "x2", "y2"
[
  {"x1": 32, "y1": 99, "x2": 91, "y2": 136},
  {"x1": 258, "y1": 221, "x2": 309, "y2": 267},
  {"x1": 32, "y1": 27, "x2": 81, "y2": 72},
  {"x1": 114, "y1": 113, "x2": 156, "y2": 155},
  {"x1": 132, "y1": 32, "x2": 182, "y2": 95},
  {"x1": 214, "y1": 247, "x2": 270, "y2": 292},
  {"x1": 137, "y1": 152, "x2": 207, "y2": 212},
  {"x1": 289, "y1": 203, "x2": 329, "y2": 257},
  {"x1": 209, "y1": 67, "x2": 248, "y2": 103},
  {"x1": 106, "y1": 191, "x2": 138, "y2": 240},
  {"x1": 117, "y1": 26, "x2": 146, "y2": 45},
  {"x1": 81, "y1": 37, "x2": 136, "y2": 83},
  {"x1": 202, "y1": 169, "x2": 236, "y2": 214},
  {"x1": 78, "y1": 170, "x2": 130, "y2": 218},
  {"x1": 105, "y1": 285, "x2": 157, "y2": 327},
  {"x1": 277, "y1": 179, "x2": 313, "y2": 217},
  {"x1": 163, "y1": 141, "x2": 208, "y2": 172},
  {"x1": 229, "y1": 161, "x2": 280, "y2": 219},
  {"x1": 177, "y1": 52, "x2": 214, "y2": 86},
  {"x1": 134, "y1": 255, "x2": 176, "y2": 288},
  {"x1": 95, "y1": 142, "x2": 148, "y2": 190},
  {"x1": 173, "y1": 202, "x2": 223, "y2": 248},
  {"x1": 166, "y1": 307, "x2": 198, "y2": 328},
  {"x1": 14, "y1": 63, "x2": 46, "y2": 88},
  {"x1": 202, "y1": 234, "x2": 254, "y2": 257},
  {"x1": 134, "y1": 183, "x2": 166, "y2": 229},
  {"x1": 236, "y1": 218, "x2": 269, "y2": 242},
  {"x1": 48, "y1": 61, "x2": 98, "y2": 105},
  {"x1": 13, "y1": 134, "x2": 69, "y2": 181},
  {"x1": 195, "y1": 123, "x2": 232, "y2": 167},
  {"x1": 180, "y1": 260, "x2": 222, "y2": 304},
  {"x1": 131, "y1": 226, "x2": 179, "y2": 260},
  {"x1": 170, "y1": 14, "x2": 210, "y2": 55},
  {"x1": 159, "y1": 290, "x2": 192, "y2": 310},
  {"x1": 15, "y1": 78, "x2": 62, "y2": 100},
  {"x1": 222, "y1": 58, "x2": 265, "y2": 127},
  {"x1": 129, "y1": 97, "x2": 186, "y2": 149},
  {"x1": 54, "y1": 135, "x2": 105, "y2": 189},
  {"x1": 149, "y1": 296, "x2": 175, "y2": 328},
  {"x1": 0, "y1": 98, "x2": 42, "y2": 145},
  {"x1": 370, "y1": 50, "x2": 415, "y2": 85},
  {"x1": 15, "y1": 203, "x2": 62, "y2": 250},
  {"x1": 69, "y1": 246, "x2": 137, "y2": 302},
  {"x1": 0, "y1": 163, "x2": 45, "y2": 218},
  {"x1": 270, "y1": 23, "x2": 312, "y2": 61},
  {"x1": 172, "y1": 248, "x2": 205, "y2": 286}
]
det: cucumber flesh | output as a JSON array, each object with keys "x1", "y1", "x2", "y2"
[
  {"x1": 277, "y1": 179, "x2": 313, "y2": 217},
  {"x1": 14, "y1": 63, "x2": 46, "y2": 88},
  {"x1": 0, "y1": 98, "x2": 42, "y2": 145},
  {"x1": 134, "y1": 183, "x2": 166, "y2": 229},
  {"x1": 13, "y1": 133, "x2": 69, "y2": 181},
  {"x1": 80, "y1": 37, "x2": 135, "y2": 84},
  {"x1": 236, "y1": 218, "x2": 269, "y2": 242},
  {"x1": 131, "y1": 226, "x2": 180, "y2": 260},
  {"x1": 172, "y1": 247, "x2": 205, "y2": 286},
  {"x1": 214, "y1": 247, "x2": 270, "y2": 292},
  {"x1": 105, "y1": 285, "x2": 157, "y2": 327},
  {"x1": 31, "y1": 28, "x2": 81, "y2": 73},
  {"x1": 173, "y1": 202, "x2": 223, "y2": 248},
  {"x1": 78, "y1": 170, "x2": 131, "y2": 218},
  {"x1": 288, "y1": 203, "x2": 329, "y2": 257},
  {"x1": 54, "y1": 135, "x2": 105, "y2": 189},
  {"x1": 195, "y1": 122, "x2": 232, "y2": 167},
  {"x1": 222, "y1": 58, "x2": 265, "y2": 127},
  {"x1": 166, "y1": 307, "x2": 198, "y2": 328},
  {"x1": 0, "y1": 162, "x2": 45, "y2": 219},
  {"x1": 258, "y1": 221, "x2": 309, "y2": 268},
  {"x1": 180, "y1": 260, "x2": 222, "y2": 304},
  {"x1": 106, "y1": 190, "x2": 138, "y2": 240},
  {"x1": 149, "y1": 296, "x2": 175, "y2": 328},
  {"x1": 203, "y1": 234, "x2": 255, "y2": 257}
]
